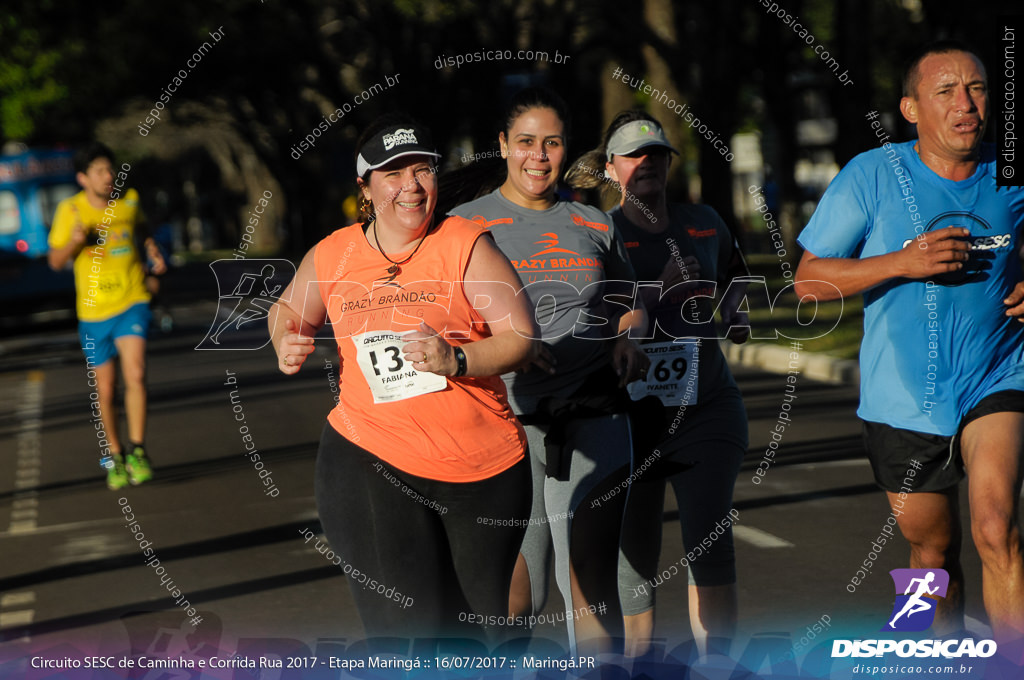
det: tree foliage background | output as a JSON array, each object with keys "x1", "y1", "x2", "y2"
[{"x1": 0, "y1": 0, "x2": 1012, "y2": 255}]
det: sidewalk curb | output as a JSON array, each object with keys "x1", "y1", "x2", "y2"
[{"x1": 721, "y1": 341, "x2": 860, "y2": 387}]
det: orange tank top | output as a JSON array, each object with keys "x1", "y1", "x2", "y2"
[{"x1": 314, "y1": 216, "x2": 525, "y2": 482}]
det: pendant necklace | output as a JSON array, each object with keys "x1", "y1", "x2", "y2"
[{"x1": 372, "y1": 219, "x2": 431, "y2": 276}]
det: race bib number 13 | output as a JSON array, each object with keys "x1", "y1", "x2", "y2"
[
  {"x1": 353, "y1": 331, "x2": 448, "y2": 404},
  {"x1": 628, "y1": 340, "x2": 700, "y2": 407}
]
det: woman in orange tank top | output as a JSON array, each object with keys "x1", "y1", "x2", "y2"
[{"x1": 267, "y1": 114, "x2": 538, "y2": 642}]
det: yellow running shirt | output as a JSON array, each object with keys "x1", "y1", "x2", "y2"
[{"x1": 49, "y1": 189, "x2": 150, "y2": 322}]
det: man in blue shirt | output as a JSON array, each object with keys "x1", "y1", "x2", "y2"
[{"x1": 796, "y1": 41, "x2": 1024, "y2": 658}]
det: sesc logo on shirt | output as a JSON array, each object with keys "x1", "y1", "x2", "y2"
[{"x1": 908, "y1": 212, "x2": 1011, "y2": 286}]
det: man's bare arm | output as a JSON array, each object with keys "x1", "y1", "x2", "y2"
[{"x1": 795, "y1": 227, "x2": 971, "y2": 300}]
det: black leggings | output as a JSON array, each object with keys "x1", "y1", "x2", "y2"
[{"x1": 315, "y1": 424, "x2": 531, "y2": 640}]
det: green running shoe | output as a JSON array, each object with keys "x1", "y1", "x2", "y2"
[
  {"x1": 126, "y1": 446, "x2": 153, "y2": 485},
  {"x1": 106, "y1": 453, "x2": 129, "y2": 490}
]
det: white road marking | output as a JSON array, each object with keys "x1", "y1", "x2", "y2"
[
  {"x1": 53, "y1": 533, "x2": 130, "y2": 565},
  {"x1": 12, "y1": 492, "x2": 38, "y2": 508},
  {"x1": 0, "y1": 593, "x2": 35, "y2": 608},
  {"x1": 0, "y1": 505, "x2": 319, "y2": 538},
  {"x1": 733, "y1": 525, "x2": 795, "y2": 549},
  {"x1": 0, "y1": 610, "x2": 34, "y2": 627},
  {"x1": 803, "y1": 458, "x2": 871, "y2": 469},
  {"x1": 0, "y1": 590, "x2": 35, "y2": 642},
  {"x1": 8, "y1": 520, "x2": 38, "y2": 534},
  {"x1": 9, "y1": 372, "x2": 44, "y2": 535}
]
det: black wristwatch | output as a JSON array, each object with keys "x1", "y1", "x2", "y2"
[{"x1": 453, "y1": 346, "x2": 468, "y2": 377}]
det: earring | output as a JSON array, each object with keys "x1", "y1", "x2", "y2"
[{"x1": 358, "y1": 195, "x2": 374, "y2": 222}]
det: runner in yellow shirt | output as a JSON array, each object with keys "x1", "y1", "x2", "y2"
[{"x1": 48, "y1": 143, "x2": 166, "y2": 490}]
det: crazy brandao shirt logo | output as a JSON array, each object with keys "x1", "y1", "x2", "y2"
[{"x1": 532, "y1": 232, "x2": 579, "y2": 257}]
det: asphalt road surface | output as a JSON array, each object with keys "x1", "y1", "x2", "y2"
[{"x1": 0, "y1": 300, "x2": 1010, "y2": 680}]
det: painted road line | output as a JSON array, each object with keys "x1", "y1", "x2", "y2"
[
  {"x1": 9, "y1": 372, "x2": 44, "y2": 535},
  {"x1": 733, "y1": 524, "x2": 795, "y2": 549},
  {"x1": 0, "y1": 593, "x2": 36, "y2": 608}
]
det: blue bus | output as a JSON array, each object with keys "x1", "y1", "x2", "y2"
[{"x1": 0, "y1": 147, "x2": 78, "y2": 310}]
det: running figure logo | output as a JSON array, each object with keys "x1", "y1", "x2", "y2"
[
  {"x1": 210, "y1": 264, "x2": 280, "y2": 343},
  {"x1": 883, "y1": 568, "x2": 950, "y2": 632},
  {"x1": 197, "y1": 259, "x2": 294, "y2": 350},
  {"x1": 531, "y1": 232, "x2": 581, "y2": 257}
]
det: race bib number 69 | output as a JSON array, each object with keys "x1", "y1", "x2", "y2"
[
  {"x1": 353, "y1": 331, "x2": 447, "y2": 404},
  {"x1": 628, "y1": 340, "x2": 700, "y2": 407}
]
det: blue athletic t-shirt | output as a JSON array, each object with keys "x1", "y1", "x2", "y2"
[{"x1": 798, "y1": 141, "x2": 1024, "y2": 435}]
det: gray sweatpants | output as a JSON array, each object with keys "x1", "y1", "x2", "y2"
[{"x1": 518, "y1": 412, "x2": 633, "y2": 652}]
